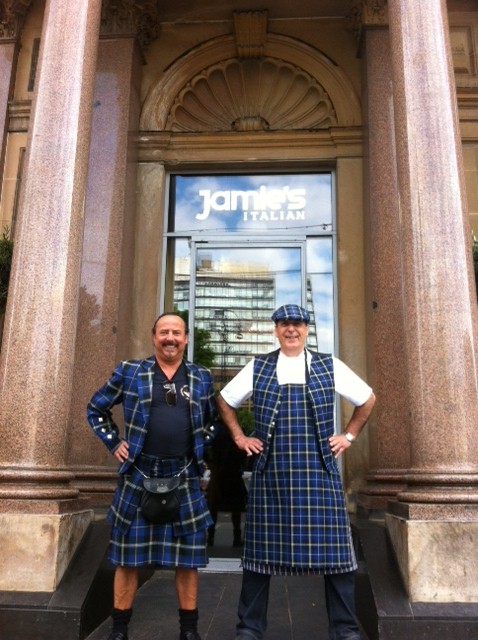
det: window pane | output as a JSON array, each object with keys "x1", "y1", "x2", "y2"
[{"x1": 307, "y1": 238, "x2": 334, "y2": 353}]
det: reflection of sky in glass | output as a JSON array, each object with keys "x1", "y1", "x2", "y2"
[
  {"x1": 195, "y1": 247, "x2": 302, "y2": 309},
  {"x1": 173, "y1": 174, "x2": 332, "y2": 234},
  {"x1": 307, "y1": 238, "x2": 334, "y2": 353}
]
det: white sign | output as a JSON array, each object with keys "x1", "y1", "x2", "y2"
[{"x1": 196, "y1": 185, "x2": 307, "y2": 223}]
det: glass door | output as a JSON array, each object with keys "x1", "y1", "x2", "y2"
[{"x1": 190, "y1": 243, "x2": 305, "y2": 385}]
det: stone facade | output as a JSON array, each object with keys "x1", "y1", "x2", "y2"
[{"x1": 0, "y1": 0, "x2": 477, "y2": 617}]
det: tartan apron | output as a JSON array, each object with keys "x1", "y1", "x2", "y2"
[{"x1": 242, "y1": 376, "x2": 357, "y2": 576}]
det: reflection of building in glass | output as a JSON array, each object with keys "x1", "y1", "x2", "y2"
[
  {"x1": 174, "y1": 255, "x2": 318, "y2": 381},
  {"x1": 175, "y1": 257, "x2": 275, "y2": 380}
]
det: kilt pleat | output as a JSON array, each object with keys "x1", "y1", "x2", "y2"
[{"x1": 242, "y1": 382, "x2": 357, "y2": 576}]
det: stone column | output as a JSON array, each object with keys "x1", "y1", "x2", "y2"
[
  {"x1": 359, "y1": 21, "x2": 410, "y2": 512},
  {"x1": 66, "y1": 1, "x2": 159, "y2": 503},
  {"x1": 386, "y1": 0, "x2": 478, "y2": 602},
  {"x1": 67, "y1": 35, "x2": 142, "y2": 502},
  {"x1": 131, "y1": 162, "x2": 167, "y2": 357},
  {"x1": 0, "y1": 0, "x2": 102, "y2": 591}
]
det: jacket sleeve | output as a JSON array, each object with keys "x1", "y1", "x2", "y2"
[{"x1": 86, "y1": 362, "x2": 125, "y2": 453}]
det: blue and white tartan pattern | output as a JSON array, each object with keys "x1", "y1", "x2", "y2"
[
  {"x1": 108, "y1": 457, "x2": 211, "y2": 568},
  {"x1": 108, "y1": 515, "x2": 208, "y2": 568},
  {"x1": 242, "y1": 350, "x2": 357, "y2": 576},
  {"x1": 271, "y1": 304, "x2": 310, "y2": 324},
  {"x1": 87, "y1": 356, "x2": 217, "y2": 565},
  {"x1": 87, "y1": 356, "x2": 217, "y2": 467}
]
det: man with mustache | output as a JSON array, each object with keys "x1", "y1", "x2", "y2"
[
  {"x1": 217, "y1": 304, "x2": 375, "y2": 640},
  {"x1": 87, "y1": 313, "x2": 218, "y2": 640}
]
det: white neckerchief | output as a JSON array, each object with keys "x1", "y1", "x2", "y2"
[{"x1": 276, "y1": 349, "x2": 311, "y2": 385}]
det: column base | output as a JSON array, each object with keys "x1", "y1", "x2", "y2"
[
  {"x1": 386, "y1": 502, "x2": 478, "y2": 603},
  {"x1": 0, "y1": 509, "x2": 93, "y2": 591},
  {"x1": 72, "y1": 465, "x2": 118, "y2": 506},
  {"x1": 357, "y1": 469, "x2": 407, "y2": 516},
  {"x1": 354, "y1": 515, "x2": 478, "y2": 639}
]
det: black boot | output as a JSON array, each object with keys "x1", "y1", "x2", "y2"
[
  {"x1": 179, "y1": 608, "x2": 201, "y2": 640},
  {"x1": 108, "y1": 607, "x2": 132, "y2": 640}
]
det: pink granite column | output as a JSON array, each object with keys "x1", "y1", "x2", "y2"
[
  {"x1": 0, "y1": 0, "x2": 102, "y2": 508},
  {"x1": 66, "y1": 36, "x2": 142, "y2": 502},
  {"x1": 359, "y1": 26, "x2": 410, "y2": 512},
  {"x1": 387, "y1": 0, "x2": 478, "y2": 499}
]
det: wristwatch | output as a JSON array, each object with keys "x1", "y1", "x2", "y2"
[{"x1": 344, "y1": 432, "x2": 356, "y2": 443}]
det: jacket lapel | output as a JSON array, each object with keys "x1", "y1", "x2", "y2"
[{"x1": 138, "y1": 355, "x2": 156, "y2": 426}]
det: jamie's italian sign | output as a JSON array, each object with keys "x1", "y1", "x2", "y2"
[{"x1": 171, "y1": 173, "x2": 332, "y2": 233}]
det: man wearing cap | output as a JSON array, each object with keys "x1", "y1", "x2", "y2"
[{"x1": 217, "y1": 304, "x2": 375, "y2": 640}]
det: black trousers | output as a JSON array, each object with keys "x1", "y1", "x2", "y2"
[{"x1": 236, "y1": 569, "x2": 361, "y2": 640}]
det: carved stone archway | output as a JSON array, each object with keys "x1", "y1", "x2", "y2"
[
  {"x1": 141, "y1": 18, "x2": 361, "y2": 132},
  {"x1": 165, "y1": 57, "x2": 337, "y2": 133}
]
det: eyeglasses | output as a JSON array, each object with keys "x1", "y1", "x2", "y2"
[{"x1": 163, "y1": 382, "x2": 177, "y2": 406}]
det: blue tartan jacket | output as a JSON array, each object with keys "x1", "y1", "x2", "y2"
[
  {"x1": 252, "y1": 349, "x2": 336, "y2": 474},
  {"x1": 87, "y1": 355, "x2": 218, "y2": 474}
]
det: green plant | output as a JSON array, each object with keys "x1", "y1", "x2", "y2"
[
  {"x1": 176, "y1": 308, "x2": 216, "y2": 368},
  {"x1": 0, "y1": 227, "x2": 13, "y2": 315},
  {"x1": 237, "y1": 406, "x2": 255, "y2": 435}
]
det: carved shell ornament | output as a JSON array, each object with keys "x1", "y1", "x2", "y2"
[{"x1": 165, "y1": 57, "x2": 338, "y2": 132}]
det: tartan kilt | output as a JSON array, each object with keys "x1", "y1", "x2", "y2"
[{"x1": 107, "y1": 456, "x2": 212, "y2": 568}]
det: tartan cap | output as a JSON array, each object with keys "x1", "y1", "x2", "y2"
[{"x1": 271, "y1": 304, "x2": 310, "y2": 324}]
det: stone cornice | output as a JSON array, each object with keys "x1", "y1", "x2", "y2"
[
  {"x1": 0, "y1": 0, "x2": 33, "y2": 40},
  {"x1": 7, "y1": 99, "x2": 30, "y2": 132},
  {"x1": 136, "y1": 128, "x2": 364, "y2": 164},
  {"x1": 100, "y1": 0, "x2": 159, "y2": 49},
  {"x1": 347, "y1": 0, "x2": 388, "y2": 41}
]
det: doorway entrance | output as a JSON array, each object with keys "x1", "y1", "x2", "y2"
[{"x1": 161, "y1": 171, "x2": 336, "y2": 553}]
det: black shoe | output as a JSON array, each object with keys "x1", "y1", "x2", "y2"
[
  {"x1": 107, "y1": 632, "x2": 128, "y2": 640},
  {"x1": 179, "y1": 631, "x2": 202, "y2": 640}
]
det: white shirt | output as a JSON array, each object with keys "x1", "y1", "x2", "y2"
[{"x1": 220, "y1": 350, "x2": 372, "y2": 409}]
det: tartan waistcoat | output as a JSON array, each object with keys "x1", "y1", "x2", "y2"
[{"x1": 253, "y1": 349, "x2": 336, "y2": 474}]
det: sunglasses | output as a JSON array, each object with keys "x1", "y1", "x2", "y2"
[{"x1": 163, "y1": 382, "x2": 177, "y2": 406}]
